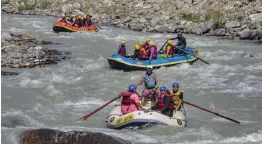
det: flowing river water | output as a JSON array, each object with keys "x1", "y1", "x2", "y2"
[{"x1": 1, "y1": 13, "x2": 262, "y2": 144}]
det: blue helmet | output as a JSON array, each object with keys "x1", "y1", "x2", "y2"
[
  {"x1": 129, "y1": 84, "x2": 137, "y2": 92},
  {"x1": 160, "y1": 86, "x2": 167, "y2": 92},
  {"x1": 172, "y1": 82, "x2": 179, "y2": 88}
]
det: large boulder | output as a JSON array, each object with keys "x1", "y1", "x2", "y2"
[
  {"x1": 61, "y1": 4, "x2": 73, "y2": 14},
  {"x1": 238, "y1": 29, "x2": 252, "y2": 39},
  {"x1": 72, "y1": 2, "x2": 81, "y2": 9},
  {"x1": 249, "y1": 13, "x2": 262, "y2": 22},
  {"x1": 20, "y1": 129, "x2": 131, "y2": 144},
  {"x1": 199, "y1": 20, "x2": 214, "y2": 34},
  {"x1": 153, "y1": 25, "x2": 169, "y2": 33},
  {"x1": 225, "y1": 21, "x2": 241, "y2": 28},
  {"x1": 129, "y1": 23, "x2": 144, "y2": 31},
  {"x1": 1, "y1": 32, "x2": 12, "y2": 40}
]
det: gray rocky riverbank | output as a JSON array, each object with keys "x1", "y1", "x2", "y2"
[
  {"x1": 1, "y1": 0, "x2": 262, "y2": 41},
  {"x1": 1, "y1": 32, "x2": 71, "y2": 68}
]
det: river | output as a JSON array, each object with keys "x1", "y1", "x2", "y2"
[{"x1": 1, "y1": 13, "x2": 262, "y2": 144}]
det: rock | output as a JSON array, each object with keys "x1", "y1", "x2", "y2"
[
  {"x1": 180, "y1": 20, "x2": 187, "y2": 25},
  {"x1": 241, "y1": 52, "x2": 254, "y2": 58},
  {"x1": 153, "y1": 25, "x2": 169, "y2": 33},
  {"x1": 240, "y1": 24, "x2": 247, "y2": 30},
  {"x1": 73, "y1": 2, "x2": 81, "y2": 9},
  {"x1": 61, "y1": 4, "x2": 73, "y2": 14},
  {"x1": 1, "y1": 71, "x2": 19, "y2": 76},
  {"x1": 1, "y1": 32, "x2": 12, "y2": 40},
  {"x1": 129, "y1": 23, "x2": 144, "y2": 31},
  {"x1": 225, "y1": 21, "x2": 241, "y2": 28},
  {"x1": 249, "y1": 13, "x2": 262, "y2": 22},
  {"x1": 254, "y1": 6, "x2": 262, "y2": 13},
  {"x1": 216, "y1": 28, "x2": 226, "y2": 36},
  {"x1": 20, "y1": 129, "x2": 131, "y2": 144},
  {"x1": 199, "y1": 20, "x2": 214, "y2": 34},
  {"x1": 238, "y1": 29, "x2": 252, "y2": 39}
]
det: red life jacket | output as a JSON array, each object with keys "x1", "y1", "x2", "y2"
[
  {"x1": 85, "y1": 17, "x2": 91, "y2": 26},
  {"x1": 118, "y1": 45, "x2": 126, "y2": 56},
  {"x1": 158, "y1": 94, "x2": 165, "y2": 110},
  {"x1": 120, "y1": 91, "x2": 138, "y2": 105},
  {"x1": 158, "y1": 95, "x2": 174, "y2": 110},
  {"x1": 73, "y1": 19, "x2": 81, "y2": 26},
  {"x1": 166, "y1": 45, "x2": 175, "y2": 55}
]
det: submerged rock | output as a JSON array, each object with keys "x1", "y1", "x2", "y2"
[
  {"x1": 1, "y1": 71, "x2": 19, "y2": 76},
  {"x1": 21, "y1": 129, "x2": 131, "y2": 144}
]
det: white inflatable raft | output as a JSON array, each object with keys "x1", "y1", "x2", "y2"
[{"x1": 106, "y1": 100, "x2": 187, "y2": 129}]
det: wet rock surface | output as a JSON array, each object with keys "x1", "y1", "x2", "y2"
[
  {"x1": 1, "y1": 0, "x2": 261, "y2": 40},
  {"x1": 21, "y1": 128, "x2": 131, "y2": 144},
  {"x1": 1, "y1": 33, "x2": 71, "y2": 68}
]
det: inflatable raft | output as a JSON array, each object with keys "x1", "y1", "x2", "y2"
[
  {"x1": 108, "y1": 47, "x2": 199, "y2": 71},
  {"x1": 106, "y1": 105, "x2": 187, "y2": 129},
  {"x1": 53, "y1": 22, "x2": 98, "y2": 33}
]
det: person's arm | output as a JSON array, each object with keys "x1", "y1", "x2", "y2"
[
  {"x1": 175, "y1": 92, "x2": 183, "y2": 111},
  {"x1": 125, "y1": 46, "x2": 128, "y2": 54},
  {"x1": 169, "y1": 37, "x2": 178, "y2": 40},
  {"x1": 136, "y1": 74, "x2": 145, "y2": 86}
]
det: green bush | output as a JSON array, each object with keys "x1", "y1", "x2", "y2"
[
  {"x1": 205, "y1": 9, "x2": 225, "y2": 29},
  {"x1": 182, "y1": 13, "x2": 201, "y2": 23},
  {"x1": 18, "y1": 0, "x2": 37, "y2": 11}
]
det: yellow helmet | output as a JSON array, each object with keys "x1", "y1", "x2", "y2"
[
  {"x1": 167, "y1": 40, "x2": 173, "y2": 45},
  {"x1": 66, "y1": 16, "x2": 70, "y2": 20},
  {"x1": 77, "y1": 15, "x2": 82, "y2": 19},
  {"x1": 121, "y1": 40, "x2": 125, "y2": 44},
  {"x1": 138, "y1": 42, "x2": 143, "y2": 46},
  {"x1": 135, "y1": 44, "x2": 140, "y2": 50},
  {"x1": 146, "y1": 38, "x2": 150, "y2": 43},
  {"x1": 148, "y1": 41, "x2": 154, "y2": 46}
]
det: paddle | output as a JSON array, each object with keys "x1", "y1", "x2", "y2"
[
  {"x1": 157, "y1": 40, "x2": 168, "y2": 53},
  {"x1": 175, "y1": 46, "x2": 209, "y2": 65},
  {"x1": 80, "y1": 95, "x2": 121, "y2": 120},
  {"x1": 184, "y1": 101, "x2": 240, "y2": 124}
]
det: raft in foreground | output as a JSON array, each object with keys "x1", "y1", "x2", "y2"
[
  {"x1": 106, "y1": 105, "x2": 186, "y2": 129},
  {"x1": 53, "y1": 22, "x2": 98, "y2": 33},
  {"x1": 108, "y1": 47, "x2": 199, "y2": 71}
]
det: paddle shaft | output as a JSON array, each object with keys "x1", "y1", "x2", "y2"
[
  {"x1": 184, "y1": 101, "x2": 240, "y2": 124},
  {"x1": 80, "y1": 95, "x2": 120, "y2": 120},
  {"x1": 175, "y1": 46, "x2": 209, "y2": 65},
  {"x1": 158, "y1": 40, "x2": 168, "y2": 53}
]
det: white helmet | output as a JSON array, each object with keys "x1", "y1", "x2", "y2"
[{"x1": 147, "y1": 65, "x2": 153, "y2": 69}]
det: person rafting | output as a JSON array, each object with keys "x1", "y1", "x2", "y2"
[
  {"x1": 139, "y1": 44, "x2": 150, "y2": 60},
  {"x1": 160, "y1": 40, "x2": 175, "y2": 58},
  {"x1": 136, "y1": 65, "x2": 158, "y2": 106},
  {"x1": 130, "y1": 44, "x2": 140, "y2": 60},
  {"x1": 169, "y1": 32, "x2": 187, "y2": 54},
  {"x1": 65, "y1": 16, "x2": 72, "y2": 25},
  {"x1": 72, "y1": 15, "x2": 82, "y2": 27},
  {"x1": 84, "y1": 13, "x2": 92, "y2": 26},
  {"x1": 152, "y1": 86, "x2": 174, "y2": 117},
  {"x1": 170, "y1": 82, "x2": 183, "y2": 112},
  {"x1": 120, "y1": 84, "x2": 142, "y2": 114},
  {"x1": 141, "y1": 38, "x2": 151, "y2": 50},
  {"x1": 117, "y1": 40, "x2": 128, "y2": 56},
  {"x1": 148, "y1": 41, "x2": 157, "y2": 61}
]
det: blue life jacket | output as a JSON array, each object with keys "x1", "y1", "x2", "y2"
[{"x1": 144, "y1": 73, "x2": 156, "y2": 89}]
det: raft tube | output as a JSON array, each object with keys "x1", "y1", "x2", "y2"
[
  {"x1": 53, "y1": 22, "x2": 98, "y2": 33},
  {"x1": 106, "y1": 105, "x2": 187, "y2": 129},
  {"x1": 108, "y1": 47, "x2": 199, "y2": 71}
]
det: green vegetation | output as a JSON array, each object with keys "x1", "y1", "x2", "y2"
[
  {"x1": 205, "y1": 9, "x2": 225, "y2": 29},
  {"x1": 18, "y1": 0, "x2": 37, "y2": 11},
  {"x1": 182, "y1": 13, "x2": 201, "y2": 23}
]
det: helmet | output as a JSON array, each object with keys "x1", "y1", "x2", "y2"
[
  {"x1": 135, "y1": 44, "x2": 140, "y2": 50},
  {"x1": 66, "y1": 16, "x2": 70, "y2": 20},
  {"x1": 148, "y1": 41, "x2": 154, "y2": 46},
  {"x1": 160, "y1": 86, "x2": 167, "y2": 92},
  {"x1": 121, "y1": 40, "x2": 125, "y2": 44},
  {"x1": 147, "y1": 65, "x2": 153, "y2": 69},
  {"x1": 172, "y1": 82, "x2": 179, "y2": 88},
  {"x1": 178, "y1": 32, "x2": 182, "y2": 37},
  {"x1": 167, "y1": 40, "x2": 173, "y2": 45},
  {"x1": 146, "y1": 38, "x2": 150, "y2": 43},
  {"x1": 139, "y1": 42, "x2": 143, "y2": 46},
  {"x1": 129, "y1": 84, "x2": 137, "y2": 92},
  {"x1": 77, "y1": 15, "x2": 82, "y2": 19},
  {"x1": 86, "y1": 12, "x2": 89, "y2": 15}
]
